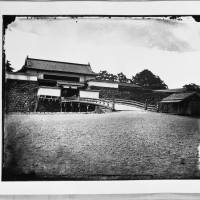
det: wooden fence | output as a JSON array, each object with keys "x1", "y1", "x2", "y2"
[{"x1": 105, "y1": 98, "x2": 157, "y2": 112}]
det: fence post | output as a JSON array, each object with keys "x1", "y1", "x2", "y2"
[
  {"x1": 34, "y1": 96, "x2": 39, "y2": 112},
  {"x1": 145, "y1": 99, "x2": 148, "y2": 110},
  {"x1": 112, "y1": 97, "x2": 115, "y2": 111},
  {"x1": 78, "y1": 103, "x2": 81, "y2": 112},
  {"x1": 156, "y1": 102, "x2": 159, "y2": 112},
  {"x1": 60, "y1": 100, "x2": 62, "y2": 112}
]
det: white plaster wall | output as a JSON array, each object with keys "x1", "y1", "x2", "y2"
[
  {"x1": 6, "y1": 73, "x2": 37, "y2": 81},
  {"x1": 80, "y1": 90, "x2": 99, "y2": 99},
  {"x1": 88, "y1": 81, "x2": 118, "y2": 88},
  {"x1": 37, "y1": 87, "x2": 61, "y2": 97},
  {"x1": 79, "y1": 76, "x2": 85, "y2": 82},
  {"x1": 38, "y1": 73, "x2": 44, "y2": 79}
]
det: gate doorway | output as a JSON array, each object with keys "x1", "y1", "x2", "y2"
[{"x1": 61, "y1": 88, "x2": 79, "y2": 98}]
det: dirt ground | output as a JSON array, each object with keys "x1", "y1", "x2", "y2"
[{"x1": 3, "y1": 111, "x2": 200, "y2": 180}]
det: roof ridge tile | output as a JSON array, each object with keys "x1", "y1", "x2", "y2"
[{"x1": 27, "y1": 57, "x2": 89, "y2": 66}]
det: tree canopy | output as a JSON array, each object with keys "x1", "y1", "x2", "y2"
[
  {"x1": 117, "y1": 72, "x2": 129, "y2": 83},
  {"x1": 96, "y1": 71, "x2": 132, "y2": 83},
  {"x1": 96, "y1": 69, "x2": 168, "y2": 89},
  {"x1": 3, "y1": 16, "x2": 16, "y2": 71},
  {"x1": 183, "y1": 83, "x2": 200, "y2": 93},
  {"x1": 132, "y1": 69, "x2": 168, "y2": 89},
  {"x1": 96, "y1": 70, "x2": 117, "y2": 82},
  {"x1": 5, "y1": 60, "x2": 14, "y2": 72}
]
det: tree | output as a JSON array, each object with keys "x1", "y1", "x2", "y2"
[
  {"x1": 96, "y1": 70, "x2": 117, "y2": 82},
  {"x1": 96, "y1": 70, "x2": 110, "y2": 80},
  {"x1": 132, "y1": 69, "x2": 168, "y2": 89},
  {"x1": 3, "y1": 16, "x2": 16, "y2": 73},
  {"x1": 5, "y1": 60, "x2": 14, "y2": 72},
  {"x1": 193, "y1": 16, "x2": 200, "y2": 22},
  {"x1": 183, "y1": 83, "x2": 200, "y2": 93},
  {"x1": 117, "y1": 72, "x2": 128, "y2": 83},
  {"x1": 108, "y1": 73, "x2": 118, "y2": 82}
]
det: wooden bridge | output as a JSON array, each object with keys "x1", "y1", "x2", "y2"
[{"x1": 36, "y1": 95, "x2": 157, "y2": 112}]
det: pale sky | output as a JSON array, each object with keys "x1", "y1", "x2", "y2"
[{"x1": 4, "y1": 16, "x2": 200, "y2": 89}]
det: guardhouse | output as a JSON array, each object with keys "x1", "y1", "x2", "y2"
[{"x1": 159, "y1": 92, "x2": 200, "y2": 116}]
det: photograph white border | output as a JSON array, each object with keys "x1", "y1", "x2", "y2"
[{"x1": 1, "y1": 0, "x2": 200, "y2": 195}]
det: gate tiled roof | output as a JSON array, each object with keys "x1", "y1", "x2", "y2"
[
  {"x1": 161, "y1": 92, "x2": 200, "y2": 103},
  {"x1": 22, "y1": 57, "x2": 96, "y2": 75}
]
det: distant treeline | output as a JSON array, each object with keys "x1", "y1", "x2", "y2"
[
  {"x1": 96, "y1": 70, "x2": 200, "y2": 92},
  {"x1": 96, "y1": 69, "x2": 168, "y2": 90}
]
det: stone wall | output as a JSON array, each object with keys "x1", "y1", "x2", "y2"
[
  {"x1": 37, "y1": 99, "x2": 60, "y2": 112},
  {"x1": 5, "y1": 79, "x2": 39, "y2": 113}
]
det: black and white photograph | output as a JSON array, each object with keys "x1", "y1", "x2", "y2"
[{"x1": 2, "y1": 14, "x2": 200, "y2": 182}]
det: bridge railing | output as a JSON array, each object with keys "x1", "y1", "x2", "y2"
[
  {"x1": 80, "y1": 97, "x2": 115, "y2": 109},
  {"x1": 62, "y1": 97, "x2": 114, "y2": 110}
]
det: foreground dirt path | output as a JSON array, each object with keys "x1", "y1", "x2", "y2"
[{"x1": 4, "y1": 111, "x2": 200, "y2": 180}]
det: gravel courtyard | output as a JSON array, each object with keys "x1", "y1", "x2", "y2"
[{"x1": 3, "y1": 111, "x2": 200, "y2": 180}]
